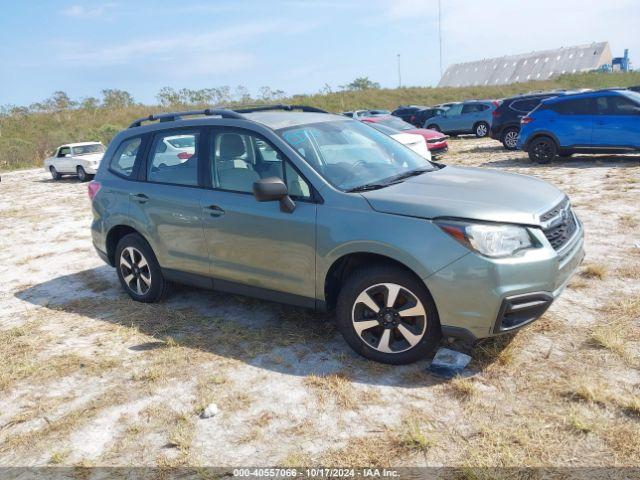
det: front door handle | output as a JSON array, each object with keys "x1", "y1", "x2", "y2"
[
  {"x1": 205, "y1": 204, "x2": 225, "y2": 217},
  {"x1": 130, "y1": 193, "x2": 149, "y2": 203}
]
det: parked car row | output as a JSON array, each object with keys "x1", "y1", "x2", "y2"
[{"x1": 388, "y1": 86, "x2": 640, "y2": 163}]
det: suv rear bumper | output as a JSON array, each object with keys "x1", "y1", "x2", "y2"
[{"x1": 425, "y1": 223, "x2": 584, "y2": 341}]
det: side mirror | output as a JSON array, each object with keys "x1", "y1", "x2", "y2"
[
  {"x1": 64, "y1": 153, "x2": 72, "y2": 158},
  {"x1": 253, "y1": 177, "x2": 295, "y2": 213}
]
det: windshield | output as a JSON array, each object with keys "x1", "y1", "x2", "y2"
[
  {"x1": 72, "y1": 144, "x2": 105, "y2": 155},
  {"x1": 365, "y1": 122, "x2": 399, "y2": 136},
  {"x1": 374, "y1": 116, "x2": 414, "y2": 131},
  {"x1": 277, "y1": 119, "x2": 436, "y2": 191}
]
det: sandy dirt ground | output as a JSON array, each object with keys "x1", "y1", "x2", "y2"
[{"x1": 1, "y1": 137, "x2": 639, "y2": 469}]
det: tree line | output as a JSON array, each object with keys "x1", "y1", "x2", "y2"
[{"x1": 1, "y1": 77, "x2": 382, "y2": 116}]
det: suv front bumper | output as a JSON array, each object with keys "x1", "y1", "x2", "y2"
[{"x1": 424, "y1": 222, "x2": 584, "y2": 341}]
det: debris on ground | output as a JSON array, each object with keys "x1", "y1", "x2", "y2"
[
  {"x1": 427, "y1": 347, "x2": 472, "y2": 378},
  {"x1": 200, "y1": 403, "x2": 219, "y2": 419}
]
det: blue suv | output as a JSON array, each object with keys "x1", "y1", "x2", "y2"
[{"x1": 518, "y1": 89, "x2": 640, "y2": 163}]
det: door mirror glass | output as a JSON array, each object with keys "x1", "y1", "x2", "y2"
[{"x1": 253, "y1": 177, "x2": 295, "y2": 213}]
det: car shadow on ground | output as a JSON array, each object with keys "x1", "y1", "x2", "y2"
[
  {"x1": 15, "y1": 266, "x2": 515, "y2": 388},
  {"x1": 36, "y1": 177, "x2": 85, "y2": 184},
  {"x1": 483, "y1": 154, "x2": 640, "y2": 169}
]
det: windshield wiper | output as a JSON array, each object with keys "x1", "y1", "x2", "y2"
[
  {"x1": 383, "y1": 167, "x2": 432, "y2": 183},
  {"x1": 346, "y1": 183, "x2": 392, "y2": 192}
]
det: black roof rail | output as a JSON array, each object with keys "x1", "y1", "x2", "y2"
[
  {"x1": 128, "y1": 108, "x2": 245, "y2": 128},
  {"x1": 234, "y1": 104, "x2": 329, "y2": 114}
]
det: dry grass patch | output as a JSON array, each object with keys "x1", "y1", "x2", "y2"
[
  {"x1": 580, "y1": 263, "x2": 607, "y2": 279},
  {"x1": 320, "y1": 432, "x2": 409, "y2": 467},
  {"x1": 1, "y1": 386, "x2": 128, "y2": 457},
  {"x1": 563, "y1": 377, "x2": 610, "y2": 406},
  {"x1": 589, "y1": 324, "x2": 631, "y2": 361},
  {"x1": 618, "y1": 396, "x2": 640, "y2": 417},
  {"x1": 616, "y1": 264, "x2": 640, "y2": 280},
  {"x1": 619, "y1": 213, "x2": 638, "y2": 229},
  {"x1": 566, "y1": 408, "x2": 593, "y2": 434},
  {"x1": 0, "y1": 320, "x2": 120, "y2": 392},
  {"x1": 304, "y1": 372, "x2": 358, "y2": 410},
  {"x1": 448, "y1": 376, "x2": 477, "y2": 401}
]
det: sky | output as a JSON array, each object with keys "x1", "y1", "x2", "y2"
[{"x1": 1, "y1": 0, "x2": 639, "y2": 106}]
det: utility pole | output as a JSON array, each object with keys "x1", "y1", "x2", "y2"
[
  {"x1": 397, "y1": 54, "x2": 402, "y2": 88},
  {"x1": 438, "y1": 0, "x2": 443, "y2": 77}
]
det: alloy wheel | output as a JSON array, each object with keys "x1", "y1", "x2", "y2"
[
  {"x1": 351, "y1": 283, "x2": 427, "y2": 354},
  {"x1": 120, "y1": 246, "x2": 152, "y2": 295},
  {"x1": 533, "y1": 140, "x2": 554, "y2": 161},
  {"x1": 504, "y1": 130, "x2": 519, "y2": 149},
  {"x1": 476, "y1": 123, "x2": 488, "y2": 137}
]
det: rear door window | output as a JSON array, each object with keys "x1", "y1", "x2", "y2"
[
  {"x1": 551, "y1": 98, "x2": 594, "y2": 115},
  {"x1": 147, "y1": 131, "x2": 199, "y2": 186},
  {"x1": 110, "y1": 137, "x2": 142, "y2": 178}
]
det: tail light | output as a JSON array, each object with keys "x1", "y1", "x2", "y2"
[
  {"x1": 88, "y1": 180, "x2": 101, "y2": 200},
  {"x1": 492, "y1": 109, "x2": 502, "y2": 118},
  {"x1": 410, "y1": 115, "x2": 416, "y2": 123},
  {"x1": 521, "y1": 116, "x2": 534, "y2": 124},
  {"x1": 177, "y1": 152, "x2": 193, "y2": 160},
  {"x1": 492, "y1": 100, "x2": 502, "y2": 107}
]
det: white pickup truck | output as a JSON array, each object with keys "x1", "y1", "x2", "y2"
[{"x1": 44, "y1": 142, "x2": 106, "y2": 181}]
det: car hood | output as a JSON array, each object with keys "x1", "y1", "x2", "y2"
[{"x1": 360, "y1": 165, "x2": 565, "y2": 225}]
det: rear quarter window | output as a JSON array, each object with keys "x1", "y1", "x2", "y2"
[{"x1": 110, "y1": 137, "x2": 142, "y2": 178}]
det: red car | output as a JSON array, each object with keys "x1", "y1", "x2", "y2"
[{"x1": 360, "y1": 115, "x2": 448, "y2": 156}]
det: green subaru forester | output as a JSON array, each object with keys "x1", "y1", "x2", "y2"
[{"x1": 89, "y1": 105, "x2": 584, "y2": 364}]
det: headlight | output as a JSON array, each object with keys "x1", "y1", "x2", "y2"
[{"x1": 435, "y1": 219, "x2": 535, "y2": 258}]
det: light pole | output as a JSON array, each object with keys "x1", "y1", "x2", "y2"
[
  {"x1": 397, "y1": 53, "x2": 402, "y2": 88},
  {"x1": 438, "y1": 0, "x2": 443, "y2": 77}
]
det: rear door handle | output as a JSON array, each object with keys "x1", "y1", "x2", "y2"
[
  {"x1": 130, "y1": 193, "x2": 149, "y2": 203},
  {"x1": 205, "y1": 204, "x2": 225, "y2": 217}
]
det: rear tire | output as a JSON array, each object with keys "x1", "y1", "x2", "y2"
[
  {"x1": 474, "y1": 121, "x2": 489, "y2": 138},
  {"x1": 528, "y1": 136, "x2": 557, "y2": 164},
  {"x1": 50, "y1": 166, "x2": 61, "y2": 180},
  {"x1": 115, "y1": 233, "x2": 169, "y2": 303},
  {"x1": 77, "y1": 166, "x2": 88, "y2": 182},
  {"x1": 501, "y1": 127, "x2": 520, "y2": 150},
  {"x1": 336, "y1": 265, "x2": 441, "y2": 364},
  {"x1": 426, "y1": 124, "x2": 440, "y2": 132}
]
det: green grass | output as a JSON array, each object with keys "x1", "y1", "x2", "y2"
[{"x1": 2, "y1": 71, "x2": 639, "y2": 172}]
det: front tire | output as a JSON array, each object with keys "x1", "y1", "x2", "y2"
[
  {"x1": 336, "y1": 265, "x2": 440, "y2": 364},
  {"x1": 77, "y1": 166, "x2": 88, "y2": 182},
  {"x1": 50, "y1": 166, "x2": 61, "y2": 180},
  {"x1": 528, "y1": 136, "x2": 557, "y2": 164},
  {"x1": 115, "y1": 233, "x2": 169, "y2": 303},
  {"x1": 501, "y1": 127, "x2": 520, "y2": 150},
  {"x1": 474, "y1": 122, "x2": 489, "y2": 138}
]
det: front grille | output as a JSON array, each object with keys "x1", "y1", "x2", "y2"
[
  {"x1": 427, "y1": 137, "x2": 446, "y2": 144},
  {"x1": 542, "y1": 205, "x2": 578, "y2": 250},
  {"x1": 540, "y1": 198, "x2": 569, "y2": 223}
]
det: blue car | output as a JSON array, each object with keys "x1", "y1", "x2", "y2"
[{"x1": 518, "y1": 89, "x2": 640, "y2": 163}]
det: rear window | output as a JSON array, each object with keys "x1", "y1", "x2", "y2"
[{"x1": 510, "y1": 98, "x2": 542, "y2": 113}]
